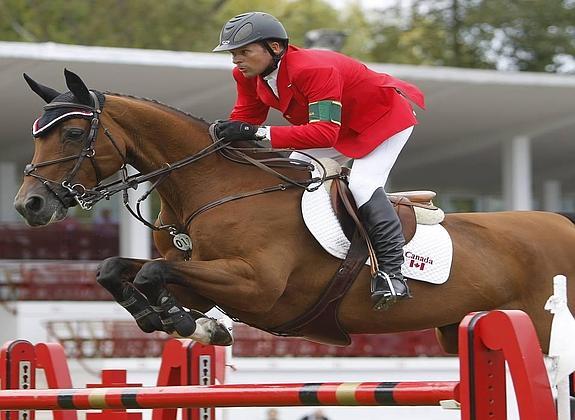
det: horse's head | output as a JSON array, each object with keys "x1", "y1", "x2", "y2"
[{"x1": 14, "y1": 69, "x2": 126, "y2": 226}]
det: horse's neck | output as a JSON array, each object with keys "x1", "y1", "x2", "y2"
[
  {"x1": 107, "y1": 96, "x2": 207, "y2": 165},
  {"x1": 106, "y1": 96, "x2": 227, "y2": 218}
]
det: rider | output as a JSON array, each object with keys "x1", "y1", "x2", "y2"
[{"x1": 212, "y1": 12, "x2": 425, "y2": 311}]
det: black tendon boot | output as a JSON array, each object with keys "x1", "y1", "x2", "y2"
[{"x1": 358, "y1": 187, "x2": 412, "y2": 310}]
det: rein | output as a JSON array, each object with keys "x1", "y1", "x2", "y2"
[
  {"x1": 122, "y1": 126, "x2": 334, "y2": 250},
  {"x1": 25, "y1": 92, "x2": 337, "y2": 256},
  {"x1": 180, "y1": 124, "x2": 330, "y2": 230}
]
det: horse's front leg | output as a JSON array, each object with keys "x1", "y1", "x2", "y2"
[
  {"x1": 132, "y1": 258, "x2": 260, "y2": 346},
  {"x1": 96, "y1": 257, "x2": 163, "y2": 333}
]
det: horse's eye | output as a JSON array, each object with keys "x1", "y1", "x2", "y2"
[{"x1": 65, "y1": 128, "x2": 85, "y2": 140}]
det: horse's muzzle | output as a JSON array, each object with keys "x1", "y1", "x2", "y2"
[{"x1": 14, "y1": 186, "x2": 68, "y2": 226}]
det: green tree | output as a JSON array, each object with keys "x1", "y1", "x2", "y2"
[
  {"x1": 370, "y1": 0, "x2": 490, "y2": 68},
  {"x1": 339, "y1": 3, "x2": 373, "y2": 61},
  {"x1": 467, "y1": 0, "x2": 575, "y2": 72},
  {"x1": 369, "y1": 0, "x2": 575, "y2": 72},
  {"x1": 278, "y1": 0, "x2": 341, "y2": 47},
  {"x1": 0, "y1": 0, "x2": 228, "y2": 51},
  {"x1": 0, "y1": 0, "x2": 370, "y2": 55}
]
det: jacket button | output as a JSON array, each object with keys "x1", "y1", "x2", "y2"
[
  {"x1": 285, "y1": 114, "x2": 291, "y2": 118},
  {"x1": 287, "y1": 84, "x2": 292, "y2": 88}
]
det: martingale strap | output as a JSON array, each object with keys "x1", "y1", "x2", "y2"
[{"x1": 308, "y1": 100, "x2": 342, "y2": 125}]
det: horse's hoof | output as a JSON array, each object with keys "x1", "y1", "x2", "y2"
[
  {"x1": 208, "y1": 319, "x2": 234, "y2": 346},
  {"x1": 183, "y1": 317, "x2": 233, "y2": 346}
]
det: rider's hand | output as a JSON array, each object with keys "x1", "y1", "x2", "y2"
[{"x1": 214, "y1": 120, "x2": 260, "y2": 142}]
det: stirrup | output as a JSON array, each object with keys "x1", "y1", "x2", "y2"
[{"x1": 371, "y1": 271, "x2": 409, "y2": 311}]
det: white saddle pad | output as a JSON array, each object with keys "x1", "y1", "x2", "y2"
[{"x1": 301, "y1": 185, "x2": 453, "y2": 284}]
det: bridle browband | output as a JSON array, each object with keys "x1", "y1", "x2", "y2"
[{"x1": 24, "y1": 91, "x2": 337, "y2": 256}]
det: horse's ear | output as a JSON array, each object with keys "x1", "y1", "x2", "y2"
[
  {"x1": 64, "y1": 68, "x2": 92, "y2": 106},
  {"x1": 23, "y1": 73, "x2": 61, "y2": 103}
]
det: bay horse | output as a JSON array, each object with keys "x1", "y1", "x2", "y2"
[{"x1": 14, "y1": 70, "x2": 575, "y2": 354}]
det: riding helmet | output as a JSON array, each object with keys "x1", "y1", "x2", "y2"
[{"x1": 213, "y1": 12, "x2": 288, "y2": 52}]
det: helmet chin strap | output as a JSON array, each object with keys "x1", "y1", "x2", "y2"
[{"x1": 260, "y1": 41, "x2": 286, "y2": 77}]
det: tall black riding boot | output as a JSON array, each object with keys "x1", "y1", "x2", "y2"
[{"x1": 358, "y1": 187, "x2": 411, "y2": 310}]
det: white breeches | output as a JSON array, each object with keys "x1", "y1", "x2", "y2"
[{"x1": 290, "y1": 126, "x2": 413, "y2": 207}]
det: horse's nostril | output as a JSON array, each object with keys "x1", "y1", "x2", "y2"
[{"x1": 25, "y1": 195, "x2": 45, "y2": 213}]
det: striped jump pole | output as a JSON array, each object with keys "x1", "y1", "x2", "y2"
[{"x1": 0, "y1": 381, "x2": 459, "y2": 410}]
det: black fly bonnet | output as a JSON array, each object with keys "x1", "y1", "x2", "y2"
[{"x1": 32, "y1": 90, "x2": 106, "y2": 137}]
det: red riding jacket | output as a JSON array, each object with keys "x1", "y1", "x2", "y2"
[{"x1": 229, "y1": 45, "x2": 425, "y2": 158}]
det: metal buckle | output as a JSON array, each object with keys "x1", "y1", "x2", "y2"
[{"x1": 62, "y1": 181, "x2": 94, "y2": 210}]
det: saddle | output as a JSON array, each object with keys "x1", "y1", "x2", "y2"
[
  {"x1": 331, "y1": 167, "x2": 436, "y2": 246},
  {"x1": 269, "y1": 168, "x2": 438, "y2": 345}
]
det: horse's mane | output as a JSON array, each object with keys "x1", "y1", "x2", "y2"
[
  {"x1": 104, "y1": 91, "x2": 211, "y2": 127},
  {"x1": 103, "y1": 92, "x2": 282, "y2": 152}
]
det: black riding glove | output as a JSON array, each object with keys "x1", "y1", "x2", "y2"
[{"x1": 214, "y1": 120, "x2": 260, "y2": 142}]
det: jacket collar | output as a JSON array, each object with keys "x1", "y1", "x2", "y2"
[{"x1": 256, "y1": 45, "x2": 299, "y2": 112}]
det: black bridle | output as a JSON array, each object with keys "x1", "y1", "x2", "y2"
[
  {"x1": 25, "y1": 92, "x2": 125, "y2": 210},
  {"x1": 24, "y1": 91, "x2": 336, "y2": 256}
]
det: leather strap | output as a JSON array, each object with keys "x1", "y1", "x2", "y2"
[
  {"x1": 269, "y1": 229, "x2": 368, "y2": 345},
  {"x1": 335, "y1": 178, "x2": 379, "y2": 274}
]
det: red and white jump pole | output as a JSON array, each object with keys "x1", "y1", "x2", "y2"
[{"x1": 0, "y1": 381, "x2": 459, "y2": 410}]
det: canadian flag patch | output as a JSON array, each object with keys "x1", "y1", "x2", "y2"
[{"x1": 405, "y1": 251, "x2": 433, "y2": 271}]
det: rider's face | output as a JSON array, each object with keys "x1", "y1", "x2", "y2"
[{"x1": 229, "y1": 42, "x2": 281, "y2": 78}]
